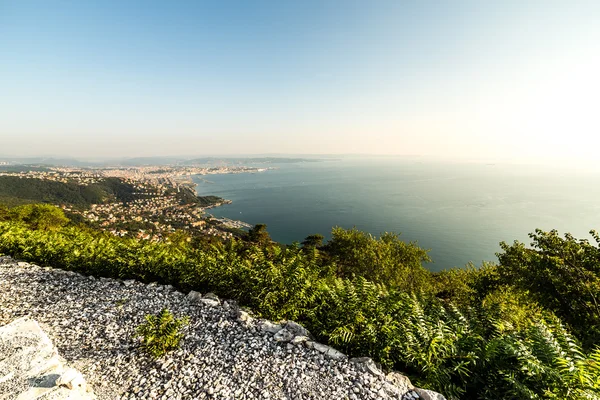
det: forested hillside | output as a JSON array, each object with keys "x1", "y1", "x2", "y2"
[
  {"x1": 0, "y1": 204, "x2": 599, "y2": 399},
  {"x1": 0, "y1": 176, "x2": 136, "y2": 207},
  {"x1": 0, "y1": 176, "x2": 224, "y2": 209}
]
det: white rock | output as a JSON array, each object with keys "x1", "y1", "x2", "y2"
[
  {"x1": 203, "y1": 292, "x2": 219, "y2": 301},
  {"x1": 312, "y1": 342, "x2": 330, "y2": 353},
  {"x1": 414, "y1": 388, "x2": 447, "y2": 400},
  {"x1": 56, "y1": 367, "x2": 87, "y2": 391},
  {"x1": 284, "y1": 321, "x2": 312, "y2": 338},
  {"x1": 0, "y1": 316, "x2": 96, "y2": 399},
  {"x1": 186, "y1": 290, "x2": 203, "y2": 302},
  {"x1": 198, "y1": 298, "x2": 220, "y2": 307},
  {"x1": 312, "y1": 342, "x2": 347, "y2": 360},
  {"x1": 0, "y1": 259, "x2": 450, "y2": 400},
  {"x1": 325, "y1": 347, "x2": 347, "y2": 360},
  {"x1": 259, "y1": 321, "x2": 282, "y2": 334},
  {"x1": 291, "y1": 335, "x2": 309, "y2": 345},
  {"x1": 273, "y1": 328, "x2": 294, "y2": 342},
  {"x1": 350, "y1": 357, "x2": 383, "y2": 376},
  {"x1": 237, "y1": 310, "x2": 252, "y2": 322},
  {"x1": 386, "y1": 372, "x2": 414, "y2": 393}
]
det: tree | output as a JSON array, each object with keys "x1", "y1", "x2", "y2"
[
  {"x1": 325, "y1": 227, "x2": 431, "y2": 290},
  {"x1": 497, "y1": 229, "x2": 600, "y2": 347},
  {"x1": 246, "y1": 224, "x2": 271, "y2": 245},
  {"x1": 302, "y1": 233, "x2": 324, "y2": 249}
]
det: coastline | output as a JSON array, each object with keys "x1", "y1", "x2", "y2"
[{"x1": 184, "y1": 169, "x2": 271, "y2": 232}]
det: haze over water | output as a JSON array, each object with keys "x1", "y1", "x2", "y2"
[{"x1": 195, "y1": 158, "x2": 600, "y2": 271}]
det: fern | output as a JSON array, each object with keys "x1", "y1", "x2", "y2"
[{"x1": 136, "y1": 308, "x2": 189, "y2": 358}]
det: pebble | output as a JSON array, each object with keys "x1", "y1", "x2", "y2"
[{"x1": 0, "y1": 257, "x2": 421, "y2": 400}]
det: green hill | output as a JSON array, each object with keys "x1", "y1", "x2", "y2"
[{"x1": 0, "y1": 176, "x2": 136, "y2": 208}]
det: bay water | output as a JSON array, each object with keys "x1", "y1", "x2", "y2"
[{"x1": 194, "y1": 158, "x2": 600, "y2": 271}]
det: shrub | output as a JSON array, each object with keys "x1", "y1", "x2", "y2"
[
  {"x1": 136, "y1": 308, "x2": 189, "y2": 358},
  {"x1": 498, "y1": 229, "x2": 600, "y2": 347},
  {"x1": 1, "y1": 218, "x2": 600, "y2": 398},
  {"x1": 325, "y1": 227, "x2": 431, "y2": 291},
  {"x1": 8, "y1": 204, "x2": 69, "y2": 231}
]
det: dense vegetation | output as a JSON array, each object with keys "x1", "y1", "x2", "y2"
[
  {"x1": 0, "y1": 176, "x2": 225, "y2": 209},
  {"x1": 0, "y1": 176, "x2": 137, "y2": 207},
  {"x1": 0, "y1": 204, "x2": 599, "y2": 399}
]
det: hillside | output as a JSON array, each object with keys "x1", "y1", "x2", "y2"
[
  {"x1": 0, "y1": 176, "x2": 136, "y2": 207},
  {"x1": 0, "y1": 207, "x2": 599, "y2": 399},
  {"x1": 0, "y1": 176, "x2": 225, "y2": 209},
  {"x1": 0, "y1": 257, "x2": 440, "y2": 400}
]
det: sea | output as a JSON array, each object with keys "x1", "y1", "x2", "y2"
[{"x1": 193, "y1": 157, "x2": 600, "y2": 272}]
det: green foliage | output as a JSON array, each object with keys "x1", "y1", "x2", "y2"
[
  {"x1": 0, "y1": 204, "x2": 9, "y2": 222},
  {"x1": 246, "y1": 224, "x2": 272, "y2": 245},
  {"x1": 432, "y1": 262, "x2": 500, "y2": 306},
  {"x1": 136, "y1": 308, "x2": 189, "y2": 358},
  {"x1": 301, "y1": 234, "x2": 324, "y2": 249},
  {"x1": 326, "y1": 227, "x2": 431, "y2": 291},
  {"x1": 0, "y1": 217, "x2": 599, "y2": 399},
  {"x1": 8, "y1": 204, "x2": 69, "y2": 231},
  {"x1": 0, "y1": 176, "x2": 137, "y2": 207},
  {"x1": 497, "y1": 229, "x2": 600, "y2": 347}
]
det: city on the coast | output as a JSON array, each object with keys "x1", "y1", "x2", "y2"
[{"x1": 0, "y1": 164, "x2": 260, "y2": 241}]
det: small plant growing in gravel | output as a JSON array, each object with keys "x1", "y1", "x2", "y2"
[{"x1": 136, "y1": 308, "x2": 189, "y2": 358}]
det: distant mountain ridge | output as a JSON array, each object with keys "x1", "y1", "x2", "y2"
[{"x1": 0, "y1": 156, "x2": 337, "y2": 168}]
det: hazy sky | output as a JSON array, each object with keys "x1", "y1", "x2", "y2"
[{"x1": 1, "y1": 1, "x2": 599, "y2": 162}]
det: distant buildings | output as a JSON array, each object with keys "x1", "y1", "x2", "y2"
[{"x1": 5, "y1": 164, "x2": 258, "y2": 242}]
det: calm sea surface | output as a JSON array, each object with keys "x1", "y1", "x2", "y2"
[{"x1": 194, "y1": 158, "x2": 600, "y2": 271}]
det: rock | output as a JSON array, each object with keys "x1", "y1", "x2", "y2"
[
  {"x1": 259, "y1": 321, "x2": 283, "y2": 334},
  {"x1": 0, "y1": 316, "x2": 95, "y2": 399},
  {"x1": 186, "y1": 290, "x2": 203, "y2": 302},
  {"x1": 198, "y1": 298, "x2": 220, "y2": 307},
  {"x1": 414, "y1": 388, "x2": 447, "y2": 400},
  {"x1": 312, "y1": 341, "x2": 330, "y2": 353},
  {"x1": 56, "y1": 367, "x2": 87, "y2": 391},
  {"x1": 0, "y1": 258, "x2": 448, "y2": 400},
  {"x1": 386, "y1": 371, "x2": 414, "y2": 393},
  {"x1": 283, "y1": 321, "x2": 312, "y2": 338},
  {"x1": 350, "y1": 357, "x2": 383, "y2": 376},
  {"x1": 312, "y1": 342, "x2": 347, "y2": 360},
  {"x1": 17, "y1": 262, "x2": 29, "y2": 267},
  {"x1": 203, "y1": 292, "x2": 220, "y2": 301},
  {"x1": 325, "y1": 347, "x2": 347, "y2": 360},
  {"x1": 237, "y1": 310, "x2": 252, "y2": 322},
  {"x1": 122, "y1": 280, "x2": 135, "y2": 287},
  {"x1": 291, "y1": 335, "x2": 309, "y2": 345},
  {"x1": 273, "y1": 328, "x2": 294, "y2": 342}
]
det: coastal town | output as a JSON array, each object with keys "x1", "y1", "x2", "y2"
[{"x1": 0, "y1": 165, "x2": 259, "y2": 241}]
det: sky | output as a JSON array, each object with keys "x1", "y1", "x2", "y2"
[{"x1": 1, "y1": 1, "x2": 599, "y2": 163}]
